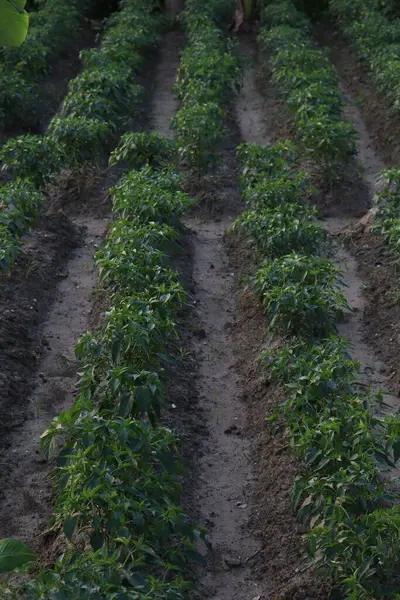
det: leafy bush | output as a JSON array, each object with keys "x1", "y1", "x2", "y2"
[
  {"x1": 0, "y1": 134, "x2": 63, "y2": 187},
  {"x1": 109, "y1": 132, "x2": 176, "y2": 169},
  {"x1": 171, "y1": 0, "x2": 240, "y2": 171},
  {"x1": 242, "y1": 173, "x2": 311, "y2": 210},
  {"x1": 237, "y1": 139, "x2": 298, "y2": 185},
  {"x1": 258, "y1": 1, "x2": 357, "y2": 183},
  {"x1": 262, "y1": 0, "x2": 310, "y2": 29},
  {"x1": 234, "y1": 204, "x2": 325, "y2": 257},
  {"x1": 0, "y1": 180, "x2": 44, "y2": 236},
  {"x1": 111, "y1": 167, "x2": 194, "y2": 224},
  {"x1": 62, "y1": 70, "x2": 143, "y2": 125},
  {"x1": 255, "y1": 253, "x2": 348, "y2": 335},
  {"x1": 172, "y1": 102, "x2": 225, "y2": 169},
  {"x1": 0, "y1": 71, "x2": 38, "y2": 130},
  {"x1": 48, "y1": 116, "x2": 112, "y2": 166}
]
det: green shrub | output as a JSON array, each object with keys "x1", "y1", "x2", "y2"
[
  {"x1": 234, "y1": 203, "x2": 325, "y2": 257},
  {"x1": 0, "y1": 180, "x2": 44, "y2": 236},
  {"x1": 255, "y1": 253, "x2": 348, "y2": 335},
  {"x1": 111, "y1": 168, "x2": 193, "y2": 224},
  {"x1": 172, "y1": 102, "x2": 224, "y2": 170},
  {"x1": 62, "y1": 70, "x2": 143, "y2": 125},
  {"x1": 0, "y1": 134, "x2": 63, "y2": 187},
  {"x1": 109, "y1": 132, "x2": 176, "y2": 169},
  {"x1": 259, "y1": 1, "x2": 357, "y2": 182},
  {"x1": 48, "y1": 116, "x2": 112, "y2": 166}
]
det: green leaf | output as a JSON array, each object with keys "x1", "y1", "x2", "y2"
[
  {"x1": 90, "y1": 530, "x2": 104, "y2": 551},
  {"x1": 63, "y1": 516, "x2": 78, "y2": 540},
  {"x1": 0, "y1": 0, "x2": 28, "y2": 47},
  {"x1": 393, "y1": 440, "x2": 400, "y2": 463},
  {"x1": 118, "y1": 392, "x2": 133, "y2": 418},
  {"x1": 0, "y1": 538, "x2": 37, "y2": 573},
  {"x1": 134, "y1": 386, "x2": 152, "y2": 414}
]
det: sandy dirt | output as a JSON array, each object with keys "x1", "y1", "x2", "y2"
[{"x1": 0, "y1": 216, "x2": 108, "y2": 549}]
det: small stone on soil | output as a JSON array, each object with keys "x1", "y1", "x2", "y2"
[{"x1": 223, "y1": 556, "x2": 242, "y2": 569}]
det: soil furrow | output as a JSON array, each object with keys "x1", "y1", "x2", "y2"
[
  {"x1": 187, "y1": 216, "x2": 263, "y2": 600},
  {"x1": 151, "y1": 30, "x2": 182, "y2": 138},
  {"x1": 0, "y1": 216, "x2": 107, "y2": 549}
]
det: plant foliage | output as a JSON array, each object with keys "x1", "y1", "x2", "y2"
[
  {"x1": 258, "y1": 0, "x2": 357, "y2": 184},
  {"x1": 236, "y1": 140, "x2": 400, "y2": 598}
]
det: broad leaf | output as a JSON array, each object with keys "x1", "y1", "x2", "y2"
[
  {"x1": 0, "y1": 0, "x2": 29, "y2": 47},
  {"x1": 0, "y1": 538, "x2": 37, "y2": 573},
  {"x1": 135, "y1": 386, "x2": 152, "y2": 414},
  {"x1": 63, "y1": 516, "x2": 78, "y2": 540}
]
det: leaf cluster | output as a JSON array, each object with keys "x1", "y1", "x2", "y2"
[
  {"x1": 171, "y1": 1, "x2": 241, "y2": 170},
  {"x1": 258, "y1": 2, "x2": 357, "y2": 184}
]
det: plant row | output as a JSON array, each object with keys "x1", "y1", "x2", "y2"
[
  {"x1": 0, "y1": 0, "x2": 92, "y2": 130},
  {"x1": 235, "y1": 140, "x2": 400, "y2": 599},
  {"x1": 171, "y1": 0, "x2": 241, "y2": 170},
  {"x1": 258, "y1": 0, "x2": 356, "y2": 184},
  {"x1": 329, "y1": 0, "x2": 400, "y2": 115},
  {"x1": 0, "y1": 0, "x2": 162, "y2": 272},
  {"x1": 2, "y1": 134, "x2": 204, "y2": 599}
]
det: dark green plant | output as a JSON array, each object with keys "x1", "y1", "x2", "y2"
[
  {"x1": 255, "y1": 253, "x2": 348, "y2": 335},
  {"x1": 0, "y1": 134, "x2": 63, "y2": 187},
  {"x1": 48, "y1": 116, "x2": 112, "y2": 166},
  {"x1": 0, "y1": 180, "x2": 45, "y2": 236},
  {"x1": 258, "y1": 2, "x2": 357, "y2": 183},
  {"x1": 234, "y1": 203, "x2": 325, "y2": 257},
  {"x1": 237, "y1": 140, "x2": 298, "y2": 185},
  {"x1": 62, "y1": 70, "x2": 143, "y2": 125},
  {"x1": 172, "y1": 1, "x2": 240, "y2": 171},
  {"x1": 109, "y1": 132, "x2": 176, "y2": 169},
  {"x1": 172, "y1": 102, "x2": 224, "y2": 170},
  {"x1": 111, "y1": 167, "x2": 193, "y2": 224}
]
